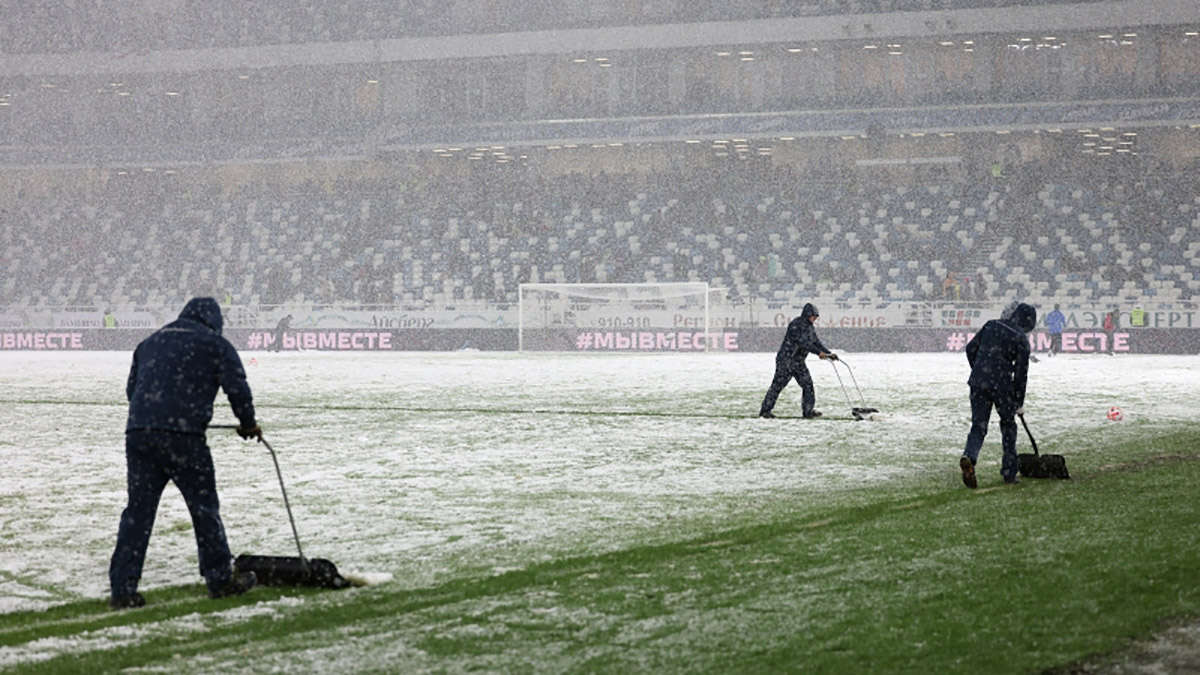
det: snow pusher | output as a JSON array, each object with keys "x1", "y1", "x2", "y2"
[
  {"x1": 829, "y1": 357, "x2": 880, "y2": 420},
  {"x1": 214, "y1": 427, "x2": 362, "y2": 589}
]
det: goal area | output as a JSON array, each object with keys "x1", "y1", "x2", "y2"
[{"x1": 517, "y1": 283, "x2": 728, "y2": 353}]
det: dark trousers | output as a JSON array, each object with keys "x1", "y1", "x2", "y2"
[
  {"x1": 109, "y1": 431, "x2": 233, "y2": 598},
  {"x1": 760, "y1": 359, "x2": 815, "y2": 416},
  {"x1": 1049, "y1": 332, "x2": 1062, "y2": 355},
  {"x1": 963, "y1": 386, "x2": 1019, "y2": 480}
]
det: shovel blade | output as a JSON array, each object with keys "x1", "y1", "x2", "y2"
[
  {"x1": 235, "y1": 554, "x2": 355, "y2": 589},
  {"x1": 852, "y1": 407, "x2": 879, "y2": 420},
  {"x1": 1018, "y1": 453, "x2": 1071, "y2": 479}
]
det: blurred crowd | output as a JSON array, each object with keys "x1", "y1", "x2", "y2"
[{"x1": 3, "y1": 160, "x2": 1197, "y2": 312}]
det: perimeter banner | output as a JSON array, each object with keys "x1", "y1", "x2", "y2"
[{"x1": 2, "y1": 328, "x2": 1197, "y2": 354}]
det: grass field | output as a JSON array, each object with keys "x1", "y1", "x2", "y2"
[{"x1": 1, "y1": 350, "x2": 1198, "y2": 673}]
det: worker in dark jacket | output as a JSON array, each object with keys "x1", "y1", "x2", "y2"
[
  {"x1": 959, "y1": 302, "x2": 1036, "y2": 488},
  {"x1": 270, "y1": 313, "x2": 293, "y2": 352},
  {"x1": 109, "y1": 297, "x2": 262, "y2": 609},
  {"x1": 759, "y1": 303, "x2": 837, "y2": 419}
]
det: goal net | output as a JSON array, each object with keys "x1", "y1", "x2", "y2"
[{"x1": 518, "y1": 283, "x2": 728, "y2": 352}]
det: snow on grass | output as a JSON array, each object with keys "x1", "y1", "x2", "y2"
[
  {"x1": 0, "y1": 596, "x2": 306, "y2": 669},
  {"x1": 1, "y1": 350, "x2": 1196, "y2": 664}
]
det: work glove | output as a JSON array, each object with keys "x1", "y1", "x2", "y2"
[
  {"x1": 1015, "y1": 406, "x2": 1025, "y2": 416},
  {"x1": 236, "y1": 424, "x2": 263, "y2": 441},
  {"x1": 827, "y1": 352, "x2": 839, "y2": 361}
]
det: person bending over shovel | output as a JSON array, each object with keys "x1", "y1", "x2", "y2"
[
  {"x1": 759, "y1": 302, "x2": 837, "y2": 419},
  {"x1": 109, "y1": 297, "x2": 263, "y2": 609},
  {"x1": 960, "y1": 302, "x2": 1036, "y2": 488}
]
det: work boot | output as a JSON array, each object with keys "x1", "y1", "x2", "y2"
[
  {"x1": 802, "y1": 411, "x2": 823, "y2": 419},
  {"x1": 960, "y1": 456, "x2": 977, "y2": 489},
  {"x1": 108, "y1": 593, "x2": 146, "y2": 610},
  {"x1": 208, "y1": 571, "x2": 257, "y2": 599},
  {"x1": 1003, "y1": 475, "x2": 1021, "y2": 485},
  {"x1": 758, "y1": 411, "x2": 775, "y2": 419}
]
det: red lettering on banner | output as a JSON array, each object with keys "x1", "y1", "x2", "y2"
[
  {"x1": 319, "y1": 333, "x2": 336, "y2": 349},
  {"x1": 594, "y1": 332, "x2": 612, "y2": 349},
  {"x1": 725, "y1": 333, "x2": 738, "y2": 351}
]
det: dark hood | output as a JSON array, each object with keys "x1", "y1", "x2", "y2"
[
  {"x1": 178, "y1": 297, "x2": 224, "y2": 335},
  {"x1": 800, "y1": 303, "x2": 819, "y2": 321},
  {"x1": 1010, "y1": 303, "x2": 1037, "y2": 333}
]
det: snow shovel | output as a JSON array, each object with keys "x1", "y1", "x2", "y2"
[
  {"x1": 829, "y1": 358, "x2": 879, "y2": 420},
  {"x1": 213, "y1": 427, "x2": 359, "y2": 589},
  {"x1": 1017, "y1": 414, "x2": 1070, "y2": 480}
]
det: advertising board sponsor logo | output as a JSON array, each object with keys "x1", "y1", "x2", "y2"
[{"x1": 371, "y1": 314, "x2": 436, "y2": 329}]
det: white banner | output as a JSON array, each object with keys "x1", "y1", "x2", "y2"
[{"x1": 3, "y1": 304, "x2": 1196, "y2": 330}]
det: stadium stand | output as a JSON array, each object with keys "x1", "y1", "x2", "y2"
[
  {"x1": 5, "y1": 163, "x2": 1198, "y2": 312},
  {"x1": 2, "y1": 0, "x2": 1198, "y2": 324}
]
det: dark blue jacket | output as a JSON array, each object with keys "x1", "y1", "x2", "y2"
[
  {"x1": 966, "y1": 303, "x2": 1036, "y2": 406},
  {"x1": 776, "y1": 303, "x2": 829, "y2": 363},
  {"x1": 126, "y1": 297, "x2": 256, "y2": 435},
  {"x1": 1045, "y1": 309, "x2": 1066, "y2": 334}
]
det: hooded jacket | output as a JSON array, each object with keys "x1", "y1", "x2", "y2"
[
  {"x1": 776, "y1": 303, "x2": 829, "y2": 363},
  {"x1": 126, "y1": 297, "x2": 256, "y2": 435},
  {"x1": 965, "y1": 302, "x2": 1036, "y2": 405}
]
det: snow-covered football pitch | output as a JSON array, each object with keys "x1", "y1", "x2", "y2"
[{"x1": 2, "y1": 349, "x2": 1198, "y2": 671}]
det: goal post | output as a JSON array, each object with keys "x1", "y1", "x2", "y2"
[{"x1": 518, "y1": 282, "x2": 728, "y2": 353}]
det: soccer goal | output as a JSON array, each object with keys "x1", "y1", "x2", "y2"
[{"x1": 518, "y1": 283, "x2": 728, "y2": 353}]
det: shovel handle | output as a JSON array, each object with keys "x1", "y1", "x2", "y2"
[
  {"x1": 211, "y1": 425, "x2": 310, "y2": 574},
  {"x1": 1018, "y1": 413, "x2": 1040, "y2": 456}
]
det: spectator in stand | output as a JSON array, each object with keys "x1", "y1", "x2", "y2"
[
  {"x1": 1045, "y1": 303, "x2": 1066, "y2": 356},
  {"x1": 942, "y1": 272, "x2": 959, "y2": 300}
]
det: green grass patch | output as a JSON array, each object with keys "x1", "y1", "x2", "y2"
[{"x1": 5, "y1": 430, "x2": 1200, "y2": 673}]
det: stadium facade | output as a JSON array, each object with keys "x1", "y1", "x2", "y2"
[{"x1": 1, "y1": 0, "x2": 1198, "y2": 352}]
